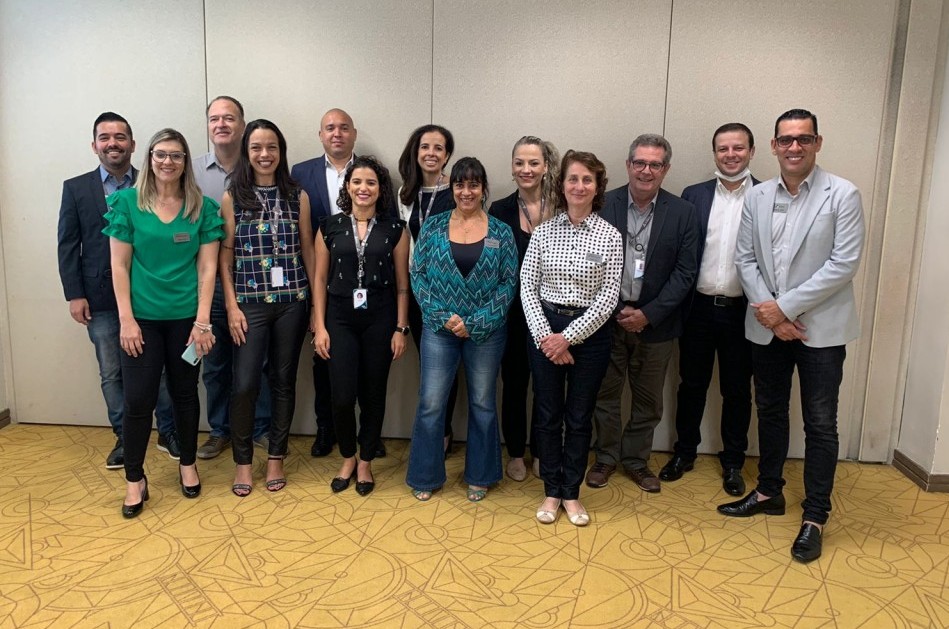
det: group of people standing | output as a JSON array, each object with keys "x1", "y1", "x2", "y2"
[{"x1": 58, "y1": 100, "x2": 864, "y2": 564}]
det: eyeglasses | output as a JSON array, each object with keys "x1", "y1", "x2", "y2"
[
  {"x1": 151, "y1": 150, "x2": 187, "y2": 163},
  {"x1": 774, "y1": 135, "x2": 818, "y2": 148},
  {"x1": 630, "y1": 160, "x2": 666, "y2": 173}
]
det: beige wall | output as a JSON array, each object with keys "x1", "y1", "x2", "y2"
[{"x1": 0, "y1": 0, "x2": 935, "y2": 462}]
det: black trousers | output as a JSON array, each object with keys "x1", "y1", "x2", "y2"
[
  {"x1": 230, "y1": 301, "x2": 308, "y2": 465},
  {"x1": 673, "y1": 293, "x2": 753, "y2": 469},
  {"x1": 312, "y1": 354, "x2": 333, "y2": 434},
  {"x1": 327, "y1": 292, "x2": 396, "y2": 460},
  {"x1": 409, "y1": 293, "x2": 458, "y2": 437},
  {"x1": 499, "y1": 301, "x2": 537, "y2": 458},
  {"x1": 121, "y1": 318, "x2": 200, "y2": 482}
]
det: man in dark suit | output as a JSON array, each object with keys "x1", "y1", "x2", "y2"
[
  {"x1": 57, "y1": 112, "x2": 177, "y2": 468},
  {"x1": 586, "y1": 134, "x2": 699, "y2": 492},
  {"x1": 660, "y1": 123, "x2": 758, "y2": 496}
]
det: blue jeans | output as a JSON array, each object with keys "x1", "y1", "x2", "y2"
[
  {"x1": 86, "y1": 309, "x2": 174, "y2": 438},
  {"x1": 753, "y1": 339, "x2": 846, "y2": 525},
  {"x1": 406, "y1": 327, "x2": 505, "y2": 491},
  {"x1": 204, "y1": 280, "x2": 272, "y2": 439}
]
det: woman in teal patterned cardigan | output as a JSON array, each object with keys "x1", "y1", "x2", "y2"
[{"x1": 406, "y1": 157, "x2": 518, "y2": 502}]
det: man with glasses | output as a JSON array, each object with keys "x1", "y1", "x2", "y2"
[
  {"x1": 717, "y1": 109, "x2": 865, "y2": 564},
  {"x1": 193, "y1": 96, "x2": 273, "y2": 460},
  {"x1": 586, "y1": 134, "x2": 698, "y2": 492},
  {"x1": 57, "y1": 112, "x2": 179, "y2": 468},
  {"x1": 660, "y1": 123, "x2": 759, "y2": 496}
]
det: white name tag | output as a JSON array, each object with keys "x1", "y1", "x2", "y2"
[
  {"x1": 485, "y1": 238, "x2": 500, "y2": 249},
  {"x1": 773, "y1": 202, "x2": 789, "y2": 213},
  {"x1": 271, "y1": 266, "x2": 285, "y2": 287},
  {"x1": 586, "y1": 252, "x2": 603, "y2": 263}
]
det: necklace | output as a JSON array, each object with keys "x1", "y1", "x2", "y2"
[{"x1": 451, "y1": 209, "x2": 484, "y2": 243}]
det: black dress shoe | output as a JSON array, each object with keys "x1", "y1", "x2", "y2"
[
  {"x1": 122, "y1": 476, "x2": 149, "y2": 519},
  {"x1": 179, "y1": 470, "x2": 201, "y2": 499},
  {"x1": 355, "y1": 480, "x2": 375, "y2": 496},
  {"x1": 722, "y1": 468, "x2": 746, "y2": 496},
  {"x1": 330, "y1": 472, "x2": 355, "y2": 493},
  {"x1": 311, "y1": 426, "x2": 336, "y2": 457},
  {"x1": 374, "y1": 441, "x2": 387, "y2": 458},
  {"x1": 106, "y1": 439, "x2": 124, "y2": 470},
  {"x1": 791, "y1": 523, "x2": 823, "y2": 563},
  {"x1": 659, "y1": 455, "x2": 694, "y2": 481},
  {"x1": 717, "y1": 491, "x2": 786, "y2": 517}
]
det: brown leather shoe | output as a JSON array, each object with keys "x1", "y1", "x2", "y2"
[
  {"x1": 628, "y1": 467, "x2": 661, "y2": 493},
  {"x1": 585, "y1": 462, "x2": 616, "y2": 488}
]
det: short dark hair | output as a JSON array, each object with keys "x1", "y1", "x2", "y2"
[
  {"x1": 337, "y1": 155, "x2": 395, "y2": 217},
  {"x1": 449, "y1": 157, "x2": 489, "y2": 207},
  {"x1": 93, "y1": 112, "x2": 132, "y2": 140},
  {"x1": 712, "y1": 123, "x2": 755, "y2": 150},
  {"x1": 774, "y1": 108, "x2": 818, "y2": 137},
  {"x1": 397, "y1": 124, "x2": 455, "y2": 206},
  {"x1": 557, "y1": 150, "x2": 608, "y2": 213},
  {"x1": 206, "y1": 95, "x2": 245, "y2": 119}
]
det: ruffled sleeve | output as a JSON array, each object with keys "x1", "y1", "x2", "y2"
[
  {"x1": 102, "y1": 189, "x2": 135, "y2": 243},
  {"x1": 198, "y1": 196, "x2": 225, "y2": 244}
]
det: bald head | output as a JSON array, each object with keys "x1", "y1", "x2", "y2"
[{"x1": 319, "y1": 108, "x2": 356, "y2": 164}]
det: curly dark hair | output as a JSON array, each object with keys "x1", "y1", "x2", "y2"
[
  {"x1": 336, "y1": 155, "x2": 395, "y2": 217},
  {"x1": 556, "y1": 150, "x2": 608, "y2": 213}
]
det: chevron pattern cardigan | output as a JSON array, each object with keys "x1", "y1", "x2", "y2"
[{"x1": 411, "y1": 211, "x2": 518, "y2": 343}]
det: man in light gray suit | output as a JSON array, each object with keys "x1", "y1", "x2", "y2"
[{"x1": 717, "y1": 109, "x2": 865, "y2": 564}]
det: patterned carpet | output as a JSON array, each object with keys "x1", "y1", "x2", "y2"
[{"x1": 1, "y1": 423, "x2": 947, "y2": 628}]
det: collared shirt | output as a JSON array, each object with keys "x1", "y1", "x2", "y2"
[
  {"x1": 621, "y1": 190, "x2": 657, "y2": 302},
  {"x1": 99, "y1": 164, "x2": 134, "y2": 197},
  {"x1": 325, "y1": 153, "x2": 355, "y2": 215},
  {"x1": 192, "y1": 152, "x2": 230, "y2": 203},
  {"x1": 772, "y1": 169, "x2": 816, "y2": 295},
  {"x1": 697, "y1": 176, "x2": 751, "y2": 297},
  {"x1": 520, "y1": 211, "x2": 623, "y2": 345}
]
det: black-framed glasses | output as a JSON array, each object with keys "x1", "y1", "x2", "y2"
[
  {"x1": 151, "y1": 150, "x2": 187, "y2": 163},
  {"x1": 630, "y1": 160, "x2": 666, "y2": 173},
  {"x1": 775, "y1": 135, "x2": 817, "y2": 148}
]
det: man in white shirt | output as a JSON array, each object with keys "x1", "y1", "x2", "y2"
[{"x1": 660, "y1": 123, "x2": 758, "y2": 496}]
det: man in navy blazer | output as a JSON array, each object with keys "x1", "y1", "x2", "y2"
[
  {"x1": 586, "y1": 134, "x2": 699, "y2": 492},
  {"x1": 660, "y1": 123, "x2": 759, "y2": 496},
  {"x1": 718, "y1": 109, "x2": 866, "y2": 564},
  {"x1": 57, "y1": 112, "x2": 176, "y2": 469}
]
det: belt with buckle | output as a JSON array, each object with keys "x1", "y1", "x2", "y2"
[
  {"x1": 699, "y1": 293, "x2": 743, "y2": 307},
  {"x1": 541, "y1": 300, "x2": 587, "y2": 317}
]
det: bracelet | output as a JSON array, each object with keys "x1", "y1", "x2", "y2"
[{"x1": 193, "y1": 321, "x2": 213, "y2": 334}]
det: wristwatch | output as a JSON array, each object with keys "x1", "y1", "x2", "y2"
[{"x1": 396, "y1": 326, "x2": 411, "y2": 335}]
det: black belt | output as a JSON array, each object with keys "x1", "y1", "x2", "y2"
[
  {"x1": 541, "y1": 300, "x2": 587, "y2": 317},
  {"x1": 697, "y1": 293, "x2": 744, "y2": 308}
]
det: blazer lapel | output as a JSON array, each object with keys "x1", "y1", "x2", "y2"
[
  {"x1": 787, "y1": 166, "x2": 830, "y2": 262},
  {"x1": 315, "y1": 156, "x2": 331, "y2": 216},
  {"x1": 87, "y1": 169, "x2": 109, "y2": 216},
  {"x1": 644, "y1": 191, "x2": 668, "y2": 267},
  {"x1": 757, "y1": 185, "x2": 777, "y2": 285}
]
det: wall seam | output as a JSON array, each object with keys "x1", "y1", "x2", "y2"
[
  {"x1": 662, "y1": 0, "x2": 674, "y2": 134},
  {"x1": 430, "y1": 0, "x2": 436, "y2": 122}
]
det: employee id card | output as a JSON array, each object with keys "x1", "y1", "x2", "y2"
[
  {"x1": 634, "y1": 258, "x2": 645, "y2": 279},
  {"x1": 271, "y1": 266, "x2": 285, "y2": 287},
  {"x1": 353, "y1": 288, "x2": 368, "y2": 309}
]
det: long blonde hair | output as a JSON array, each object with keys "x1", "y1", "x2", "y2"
[
  {"x1": 513, "y1": 135, "x2": 561, "y2": 221},
  {"x1": 136, "y1": 128, "x2": 204, "y2": 222}
]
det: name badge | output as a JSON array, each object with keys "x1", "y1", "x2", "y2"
[
  {"x1": 484, "y1": 238, "x2": 500, "y2": 249},
  {"x1": 634, "y1": 258, "x2": 645, "y2": 279},
  {"x1": 586, "y1": 252, "x2": 603, "y2": 263},
  {"x1": 271, "y1": 266, "x2": 285, "y2": 287},
  {"x1": 773, "y1": 202, "x2": 789, "y2": 214},
  {"x1": 173, "y1": 232, "x2": 191, "y2": 243},
  {"x1": 353, "y1": 288, "x2": 368, "y2": 309}
]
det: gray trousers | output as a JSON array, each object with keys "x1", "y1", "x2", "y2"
[{"x1": 592, "y1": 324, "x2": 674, "y2": 471}]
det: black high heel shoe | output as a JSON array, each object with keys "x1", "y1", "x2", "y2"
[
  {"x1": 179, "y1": 465, "x2": 201, "y2": 499},
  {"x1": 122, "y1": 476, "x2": 149, "y2": 519}
]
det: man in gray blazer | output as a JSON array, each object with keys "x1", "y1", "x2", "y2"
[{"x1": 717, "y1": 109, "x2": 865, "y2": 564}]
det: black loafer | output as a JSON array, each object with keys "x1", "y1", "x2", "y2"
[
  {"x1": 311, "y1": 426, "x2": 336, "y2": 457},
  {"x1": 374, "y1": 442, "x2": 387, "y2": 458},
  {"x1": 122, "y1": 476, "x2": 149, "y2": 519},
  {"x1": 791, "y1": 523, "x2": 823, "y2": 563},
  {"x1": 330, "y1": 472, "x2": 354, "y2": 493},
  {"x1": 722, "y1": 468, "x2": 746, "y2": 496},
  {"x1": 355, "y1": 480, "x2": 375, "y2": 496},
  {"x1": 659, "y1": 455, "x2": 694, "y2": 481},
  {"x1": 717, "y1": 491, "x2": 786, "y2": 517}
]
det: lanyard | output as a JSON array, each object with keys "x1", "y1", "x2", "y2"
[
  {"x1": 629, "y1": 209, "x2": 653, "y2": 253},
  {"x1": 351, "y1": 215, "x2": 376, "y2": 289},
  {"x1": 254, "y1": 187, "x2": 284, "y2": 255},
  {"x1": 417, "y1": 174, "x2": 444, "y2": 225},
  {"x1": 516, "y1": 195, "x2": 545, "y2": 234}
]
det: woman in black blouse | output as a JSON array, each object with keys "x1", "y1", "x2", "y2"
[
  {"x1": 313, "y1": 156, "x2": 410, "y2": 496},
  {"x1": 397, "y1": 124, "x2": 460, "y2": 456},
  {"x1": 488, "y1": 136, "x2": 560, "y2": 482}
]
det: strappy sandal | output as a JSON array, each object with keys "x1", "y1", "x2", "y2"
[
  {"x1": 412, "y1": 489, "x2": 433, "y2": 501},
  {"x1": 232, "y1": 483, "x2": 252, "y2": 497},
  {"x1": 266, "y1": 456, "x2": 287, "y2": 492},
  {"x1": 467, "y1": 486, "x2": 488, "y2": 502}
]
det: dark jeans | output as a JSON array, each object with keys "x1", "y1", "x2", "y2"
[
  {"x1": 120, "y1": 318, "x2": 201, "y2": 482},
  {"x1": 326, "y1": 293, "x2": 396, "y2": 461},
  {"x1": 230, "y1": 301, "x2": 308, "y2": 465},
  {"x1": 529, "y1": 309, "x2": 612, "y2": 500},
  {"x1": 205, "y1": 280, "x2": 272, "y2": 440},
  {"x1": 409, "y1": 293, "x2": 458, "y2": 437},
  {"x1": 499, "y1": 303, "x2": 537, "y2": 458},
  {"x1": 753, "y1": 338, "x2": 846, "y2": 525},
  {"x1": 673, "y1": 293, "x2": 753, "y2": 469}
]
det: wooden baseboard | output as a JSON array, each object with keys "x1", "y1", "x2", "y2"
[
  {"x1": 893, "y1": 449, "x2": 949, "y2": 492},
  {"x1": 0, "y1": 408, "x2": 9, "y2": 429}
]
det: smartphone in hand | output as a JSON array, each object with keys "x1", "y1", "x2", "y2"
[{"x1": 182, "y1": 341, "x2": 200, "y2": 366}]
